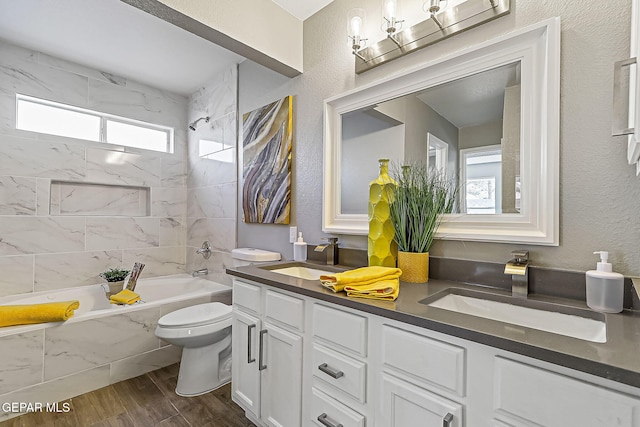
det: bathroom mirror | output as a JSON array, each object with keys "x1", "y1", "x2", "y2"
[{"x1": 323, "y1": 18, "x2": 560, "y2": 245}]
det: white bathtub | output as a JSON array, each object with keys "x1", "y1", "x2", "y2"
[
  {"x1": 0, "y1": 274, "x2": 230, "y2": 337},
  {"x1": 0, "y1": 274, "x2": 232, "y2": 420}
]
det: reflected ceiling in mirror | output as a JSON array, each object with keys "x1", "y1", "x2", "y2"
[
  {"x1": 341, "y1": 61, "x2": 521, "y2": 216},
  {"x1": 323, "y1": 18, "x2": 560, "y2": 245}
]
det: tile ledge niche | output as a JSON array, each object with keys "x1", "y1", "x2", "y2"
[{"x1": 50, "y1": 180, "x2": 150, "y2": 217}]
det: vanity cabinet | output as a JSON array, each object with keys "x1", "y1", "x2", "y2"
[
  {"x1": 309, "y1": 303, "x2": 369, "y2": 427},
  {"x1": 493, "y1": 357, "x2": 640, "y2": 427},
  {"x1": 231, "y1": 280, "x2": 304, "y2": 427},
  {"x1": 231, "y1": 277, "x2": 640, "y2": 426},
  {"x1": 377, "y1": 324, "x2": 466, "y2": 426}
]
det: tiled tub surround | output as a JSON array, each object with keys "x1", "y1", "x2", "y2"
[
  {"x1": 185, "y1": 66, "x2": 239, "y2": 286},
  {"x1": 0, "y1": 38, "x2": 190, "y2": 298},
  {"x1": 0, "y1": 274, "x2": 232, "y2": 421}
]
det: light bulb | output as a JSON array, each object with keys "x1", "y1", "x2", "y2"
[
  {"x1": 351, "y1": 16, "x2": 362, "y2": 36},
  {"x1": 383, "y1": 0, "x2": 397, "y2": 19},
  {"x1": 347, "y1": 8, "x2": 366, "y2": 38}
]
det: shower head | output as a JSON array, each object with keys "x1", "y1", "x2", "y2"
[{"x1": 188, "y1": 116, "x2": 210, "y2": 131}]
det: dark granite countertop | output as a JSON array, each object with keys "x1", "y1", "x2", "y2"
[{"x1": 226, "y1": 261, "x2": 640, "y2": 388}]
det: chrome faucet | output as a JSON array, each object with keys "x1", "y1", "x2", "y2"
[
  {"x1": 504, "y1": 250, "x2": 529, "y2": 298},
  {"x1": 314, "y1": 237, "x2": 339, "y2": 265},
  {"x1": 196, "y1": 241, "x2": 212, "y2": 259},
  {"x1": 192, "y1": 268, "x2": 208, "y2": 277}
]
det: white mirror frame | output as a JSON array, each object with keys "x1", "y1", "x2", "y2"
[{"x1": 323, "y1": 18, "x2": 560, "y2": 245}]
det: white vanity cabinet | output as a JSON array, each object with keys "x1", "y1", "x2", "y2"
[
  {"x1": 309, "y1": 303, "x2": 369, "y2": 427},
  {"x1": 231, "y1": 277, "x2": 640, "y2": 426},
  {"x1": 232, "y1": 279, "x2": 304, "y2": 427},
  {"x1": 373, "y1": 316, "x2": 640, "y2": 427},
  {"x1": 376, "y1": 324, "x2": 466, "y2": 427}
]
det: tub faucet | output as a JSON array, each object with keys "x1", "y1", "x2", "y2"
[
  {"x1": 314, "y1": 237, "x2": 339, "y2": 265},
  {"x1": 192, "y1": 268, "x2": 208, "y2": 277},
  {"x1": 504, "y1": 250, "x2": 529, "y2": 298}
]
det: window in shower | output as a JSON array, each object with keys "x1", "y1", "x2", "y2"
[{"x1": 16, "y1": 94, "x2": 174, "y2": 153}]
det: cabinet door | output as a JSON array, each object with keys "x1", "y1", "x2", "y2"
[
  {"x1": 380, "y1": 372, "x2": 463, "y2": 427},
  {"x1": 232, "y1": 309, "x2": 261, "y2": 419},
  {"x1": 494, "y1": 357, "x2": 640, "y2": 427},
  {"x1": 260, "y1": 321, "x2": 303, "y2": 427}
]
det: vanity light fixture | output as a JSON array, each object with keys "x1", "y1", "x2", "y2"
[
  {"x1": 351, "y1": 0, "x2": 511, "y2": 74},
  {"x1": 348, "y1": 8, "x2": 368, "y2": 62},
  {"x1": 382, "y1": 0, "x2": 404, "y2": 48}
]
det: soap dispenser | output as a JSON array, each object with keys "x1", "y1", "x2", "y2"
[
  {"x1": 586, "y1": 251, "x2": 624, "y2": 313},
  {"x1": 293, "y1": 232, "x2": 307, "y2": 262}
]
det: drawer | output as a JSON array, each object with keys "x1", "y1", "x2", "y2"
[
  {"x1": 312, "y1": 343, "x2": 367, "y2": 403},
  {"x1": 381, "y1": 325, "x2": 465, "y2": 396},
  {"x1": 311, "y1": 387, "x2": 365, "y2": 427},
  {"x1": 265, "y1": 289, "x2": 305, "y2": 331},
  {"x1": 233, "y1": 280, "x2": 261, "y2": 314},
  {"x1": 494, "y1": 357, "x2": 640, "y2": 427},
  {"x1": 313, "y1": 304, "x2": 367, "y2": 356}
]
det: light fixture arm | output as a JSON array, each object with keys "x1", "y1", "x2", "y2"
[
  {"x1": 350, "y1": 35, "x2": 368, "y2": 61},
  {"x1": 384, "y1": 16, "x2": 405, "y2": 48}
]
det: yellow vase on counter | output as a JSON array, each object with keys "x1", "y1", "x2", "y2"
[
  {"x1": 397, "y1": 251, "x2": 429, "y2": 283},
  {"x1": 368, "y1": 159, "x2": 397, "y2": 267}
]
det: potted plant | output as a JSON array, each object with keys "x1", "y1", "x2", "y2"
[
  {"x1": 389, "y1": 163, "x2": 457, "y2": 283},
  {"x1": 99, "y1": 267, "x2": 130, "y2": 296}
]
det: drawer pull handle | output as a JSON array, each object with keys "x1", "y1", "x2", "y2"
[
  {"x1": 247, "y1": 324, "x2": 256, "y2": 364},
  {"x1": 258, "y1": 329, "x2": 267, "y2": 371},
  {"x1": 443, "y1": 412, "x2": 454, "y2": 427},
  {"x1": 318, "y1": 363, "x2": 344, "y2": 379},
  {"x1": 317, "y1": 413, "x2": 343, "y2": 427}
]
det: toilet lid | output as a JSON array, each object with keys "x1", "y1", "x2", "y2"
[{"x1": 158, "y1": 302, "x2": 232, "y2": 328}]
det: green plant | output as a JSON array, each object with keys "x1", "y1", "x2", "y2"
[
  {"x1": 389, "y1": 163, "x2": 457, "y2": 253},
  {"x1": 99, "y1": 268, "x2": 130, "y2": 282}
]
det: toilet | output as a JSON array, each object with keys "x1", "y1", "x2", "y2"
[{"x1": 155, "y1": 302, "x2": 232, "y2": 397}]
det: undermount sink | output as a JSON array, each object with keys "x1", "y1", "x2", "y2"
[
  {"x1": 268, "y1": 265, "x2": 334, "y2": 281},
  {"x1": 421, "y1": 289, "x2": 607, "y2": 343}
]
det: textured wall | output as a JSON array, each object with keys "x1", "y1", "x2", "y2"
[
  {"x1": 0, "y1": 39, "x2": 189, "y2": 297},
  {"x1": 238, "y1": 0, "x2": 640, "y2": 275}
]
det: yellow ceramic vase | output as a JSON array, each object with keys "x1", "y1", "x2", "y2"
[
  {"x1": 397, "y1": 251, "x2": 429, "y2": 283},
  {"x1": 368, "y1": 159, "x2": 397, "y2": 267}
]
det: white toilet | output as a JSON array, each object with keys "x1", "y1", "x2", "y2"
[{"x1": 155, "y1": 302, "x2": 232, "y2": 396}]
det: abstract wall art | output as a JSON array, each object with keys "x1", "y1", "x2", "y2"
[{"x1": 242, "y1": 95, "x2": 293, "y2": 224}]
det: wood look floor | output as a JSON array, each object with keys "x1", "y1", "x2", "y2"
[{"x1": 1, "y1": 364, "x2": 255, "y2": 427}]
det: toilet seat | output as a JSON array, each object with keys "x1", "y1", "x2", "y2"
[{"x1": 158, "y1": 302, "x2": 232, "y2": 328}]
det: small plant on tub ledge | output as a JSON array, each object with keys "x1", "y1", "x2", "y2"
[
  {"x1": 389, "y1": 163, "x2": 457, "y2": 283},
  {"x1": 99, "y1": 267, "x2": 130, "y2": 297}
]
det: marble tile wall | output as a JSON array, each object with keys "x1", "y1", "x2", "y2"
[
  {"x1": 0, "y1": 39, "x2": 189, "y2": 297},
  {"x1": 186, "y1": 66, "x2": 238, "y2": 284}
]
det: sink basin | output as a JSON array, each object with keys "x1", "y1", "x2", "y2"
[
  {"x1": 269, "y1": 266, "x2": 334, "y2": 281},
  {"x1": 421, "y1": 289, "x2": 607, "y2": 343}
]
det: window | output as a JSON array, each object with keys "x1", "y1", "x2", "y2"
[
  {"x1": 16, "y1": 95, "x2": 174, "y2": 153},
  {"x1": 460, "y1": 145, "x2": 502, "y2": 214},
  {"x1": 199, "y1": 139, "x2": 234, "y2": 163}
]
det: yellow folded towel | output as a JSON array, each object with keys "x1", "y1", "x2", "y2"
[
  {"x1": 0, "y1": 301, "x2": 80, "y2": 328},
  {"x1": 109, "y1": 289, "x2": 140, "y2": 305},
  {"x1": 345, "y1": 279, "x2": 399, "y2": 301},
  {"x1": 320, "y1": 266, "x2": 402, "y2": 292}
]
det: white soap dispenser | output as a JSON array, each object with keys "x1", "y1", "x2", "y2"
[
  {"x1": 586, "y1": 251, "x2": 624, "y2": 313},
  {"x1": 293, "y1": 232, "x2": 307, "y2": 262}
]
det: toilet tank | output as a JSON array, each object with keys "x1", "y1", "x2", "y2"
[{"x1": 231, "y1": 248, "x2": 281, "y2": 267}]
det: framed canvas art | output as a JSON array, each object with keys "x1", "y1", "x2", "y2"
[{"x1": 242, "y1": 95, "x2": 292, "y2": 224}]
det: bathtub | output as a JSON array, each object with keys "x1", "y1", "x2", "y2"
[
  {"x1": 0, "y1": 274, "x2": 231, "y2": 420},
  {"x1": 0, "y1": 274, "x2": 230, "y2": 335}
]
